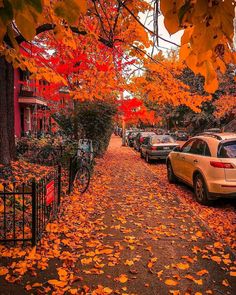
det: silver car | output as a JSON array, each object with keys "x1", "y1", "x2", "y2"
[{"x1": 140, "y1": 135, "x2": 179, "y2": 163}]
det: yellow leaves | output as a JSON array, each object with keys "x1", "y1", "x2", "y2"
[
  {"x1": 124, "y1": 260, "x2": 134, "y2": 266},
  {"x1": 0, "y1": 266, "x2": 9, "y2": 276},
  {"x1": 48, "y1": 279, "x2": 67, "y2": 288},
  {"x1": 116, "y1": 274, "x2": 128, "y2": 283},
  {"x1": 103, "y1": 287, "x2": 113, "y2": 294},
  {"x1": 164, "y1": 279, "x2": 179, "y2": 286}
]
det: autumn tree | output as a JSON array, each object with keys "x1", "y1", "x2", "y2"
[
  {"x1": 0, "y1": 0, "x2": 152, "y2": 165},
  {"x1": 1, "y1": 0, "x2": 236, "y2": 165}
]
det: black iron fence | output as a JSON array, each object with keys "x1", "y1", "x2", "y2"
[{"x1": 0, "y1": 165, "x2": 61, "y2": 246}]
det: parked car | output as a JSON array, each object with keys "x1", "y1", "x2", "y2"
[
  {"x1": 134, "y1": 131, "x2": 156, "y2": 151},
  {"x1": 174, "y1": 130, "x2": 189, "y2": 141},
  {"x1": 166, "y1": 132, "x2": 236, "y2": 205},
  {"x1": 127, "y1": 131, "x2": 138, "y2": 147},
  {"x1": 140, "y1": 135, "x2": 179, "y2": 163},
  {"x1": 203, "y1": 128, "x2": 221, "y2": 133}
]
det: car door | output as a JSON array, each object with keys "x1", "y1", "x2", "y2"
[
  {"x1": 172, "y1": 139, "x2": 195, "y2": 179},
  {"x1": 141, "y1": 137, "x2": 150, "y2": 155},
  {"x1": 182, "y1": 139, "x2": 210, "y2": 184}
]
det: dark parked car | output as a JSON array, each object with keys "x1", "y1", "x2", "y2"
[
  {"x1": 140, "y1": 135, "x2": 179, "y2": 163},
  {"x1": 127, "y1": 131, "x2": 138, "y2": 147},
  {"x1": 134, "y1": 131, "x2": 156, "y2": 151},
  {"x1": 175, "y1": 130, "x2": 189, "y2": 141}
]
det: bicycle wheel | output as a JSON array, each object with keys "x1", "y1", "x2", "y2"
[{"x1": 73, "y1": 165, "x2": 90, "y2": 193}]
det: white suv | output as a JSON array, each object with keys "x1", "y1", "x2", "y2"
[{"x1": 166, "y1": 132, "x2": 236, "y2": 205}]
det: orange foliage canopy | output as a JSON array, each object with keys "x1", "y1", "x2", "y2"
[
  {"x1": 160, "y1": 0, "x2": 236, "y2": 93},
  {"x1": 118, "y1": 98, "x2": 157, "y2": 124},
  {"x1": 129, "y1": 52, "x2": 210, "y2": 113}
]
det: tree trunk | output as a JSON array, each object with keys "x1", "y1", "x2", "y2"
[{"x1": 0, "y1": 56, "x2": 15, "y2": 165}]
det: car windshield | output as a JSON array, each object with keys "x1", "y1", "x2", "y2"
[
  {"x1": 218, "y1": 141, "x2": 236, "y2": 158},
  {"x1": 151, "y1": 135, "x2": 175, "y2": 144},
  {"x1": 141, "y1": 132, "x2": 155, "y2": 136}
]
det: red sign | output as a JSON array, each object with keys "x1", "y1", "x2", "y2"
[{"x1": 46, "y1": 180, "x2": 55, "y2": 206}]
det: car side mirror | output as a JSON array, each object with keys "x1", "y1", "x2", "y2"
[{"x1": 173, "y1": 146, "x2": 181, "y2": 152}]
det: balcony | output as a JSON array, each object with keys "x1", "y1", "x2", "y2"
[{"x1": 19, "y1": 86, "x2": 47, "y2": 107}]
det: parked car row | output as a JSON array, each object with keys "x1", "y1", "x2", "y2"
[{"x1": 125, "y1": 130, "x2": 236, "y2": 206}]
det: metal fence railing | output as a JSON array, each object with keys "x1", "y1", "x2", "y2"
[{"x1": 0, "y1": 165, "x2": 61, "y2": 246}]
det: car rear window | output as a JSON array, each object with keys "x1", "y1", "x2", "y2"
[
  {"x1": 218, "y1": 141, "x2": 236, "y2": 158},
  {"x1": 151, "y1": 135, "x2": 175, "y2": 144}
]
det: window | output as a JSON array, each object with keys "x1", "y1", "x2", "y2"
[
  {"x1": 182, "y1": 140, "x2": 195, "y2": 153},
  {"x1": 143, "y1": 137, "x2": 150, "y2": 145},
  {"x1": 151, "y1": 135, "x2": 175, "y2": 144},
  {"x1": 187, "y1": 139, "x2": 211, "y2": 156},
  {"x1": 218, "y1": 141, "x2": 236, "y2": 158}
]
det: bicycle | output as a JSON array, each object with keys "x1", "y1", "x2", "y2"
[{"x1": 69, "y1": 146, "x2": 92, "y2": 194}]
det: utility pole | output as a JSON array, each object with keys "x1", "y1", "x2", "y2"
[{"x1": 121, "y1": 91, "x2": 126, "y2": 146}]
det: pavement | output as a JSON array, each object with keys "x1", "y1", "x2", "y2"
[{"x1": 0, "y1": 135, "x2": 235, "y2": 295}]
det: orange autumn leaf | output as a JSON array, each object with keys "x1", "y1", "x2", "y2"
[
  {"x1": 211, "y1": 256, "x2": 221, "y2": 264},
  {"x1": 48, "y1": 279, "x2": 67, "y2": 287},
  {"x1": 117, "y1": 274, "x2": 128, "y2": 283},
  {"x1": 196, "y1": 269, "x2": 209, "y2": 276},
  {"x1": 185, "y1": 275, "x2": 203, "y2": 285},
  {"x1": 81, "y1": 258, "x2": 93, "y2": 265},
  {"x1": 222, "y1": 279, "x2": 230, "y2": 286},
  {"x1": 0, "y1": 266, "x2": 9, "y2": 276},
  {"x1": 165, "y1": 279, "x2": 179, "y2": 286},
  {"x1": 176, "y1": 262, "x2": 189, "y2": 270},
  {"x1": 27, "y1": 246, "x2": 36, "y2": 260},
  {"x1": 229, "y1": 271, "x2": 236, "y2": 277}
]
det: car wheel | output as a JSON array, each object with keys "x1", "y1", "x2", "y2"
[
  {"x1": 145, "y1": 153, "x2": 150, "y2": 163},
  {"x1": 194, "y1": 174, "x2": 211, "y2": 205},
  {"x1": 167, "y1": 161, "x2": 177, "y2": 183}
]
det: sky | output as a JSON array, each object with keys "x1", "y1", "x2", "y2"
[{"x1": 139, "y1": 9, "x2": 183, "y2": 54}]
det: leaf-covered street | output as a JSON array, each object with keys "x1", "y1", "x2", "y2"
[{"x1": 0, "y1": 136, "x2": 235, "y2": 295}]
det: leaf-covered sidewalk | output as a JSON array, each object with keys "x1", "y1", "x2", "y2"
[{"x1": 0, "y1": 136, "x2": 235, "y2": 295}]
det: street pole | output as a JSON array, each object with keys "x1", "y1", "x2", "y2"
[
  {"x1": 122, "y1": 116, "x2": 126, "y2": 146},
  {"x1": 120, "y1": 90, "x2": 126, "y2": 146}
]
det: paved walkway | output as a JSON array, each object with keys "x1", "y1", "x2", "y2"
[{"x1": 0, "y1": 136, "x2": 235, "y2": 295}]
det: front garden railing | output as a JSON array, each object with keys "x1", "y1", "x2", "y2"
[{"x1": 0, "y1": 165, "x2": 61, "y2": 246}]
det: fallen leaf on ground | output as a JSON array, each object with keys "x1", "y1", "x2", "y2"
[{"x1": 165, "y1": 279, "x2": 179, "y2": 286}]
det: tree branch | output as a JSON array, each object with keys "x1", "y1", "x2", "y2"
[
  {"x1": 118, "y1": 0, "x2": 180, "y2": 48},
  {"x1": 5, "y1": 23, "x2": 114, "y2": 48}
]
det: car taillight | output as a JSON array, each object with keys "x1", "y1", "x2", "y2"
[
  {"x1": 140, "y1": 137, "x2": 144, "y2": 142},
  {"x1": 210, "y1": 161, "x2": 234, "y2": 169},
  {"x1": 151, "y1": 146, "x2": 158, "y2": 150}
]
